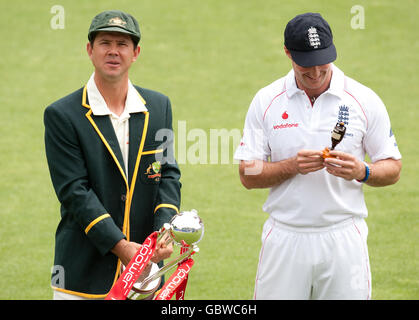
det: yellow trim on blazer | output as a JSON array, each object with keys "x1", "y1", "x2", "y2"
[
  {"x1": 84, "y1": 213, "x2": 111, "y2": 234},
  {"x1": 154, "y1": 204, "x2": 179, "y2": 214},
  {"x1": 142, "y1": 149, "x2": 163, "y2": 155},
  {"x1": 125, "y1": 111, "x2": 150, "y2": 239},
  {"x1": 85, "y1": 108, "x2": 130, "y2": 191},
  {"x1": 82, "y1": 85, "x2": 89, "y2": 109},
  {"x1": 52, "y1": 286, "x2": 107, "y2": 299}
]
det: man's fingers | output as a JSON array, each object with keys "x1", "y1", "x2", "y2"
[
  {"x1": 299, "y1": 163, "x2": 325, "y2": 174},
  {"x1": 297, "y1": 149, "x2": 324, "y2": 158},
  {"x1": 327, "y1": 150, "x2": 349, "y2": 159},
  {"x1": 296, "y1": 150, "x2": 325, "y2": 174},
  {"x1": 151, "y1": 242, "x2": 173, "y2": 263}
]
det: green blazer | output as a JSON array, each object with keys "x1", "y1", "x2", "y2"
[{"x1": 44, "y1": 85, "x2": 181, "y2": 298}]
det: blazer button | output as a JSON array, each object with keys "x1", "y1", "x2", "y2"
[{"x1": 121, "y1": 194, "x2": 127, "y2": 202}]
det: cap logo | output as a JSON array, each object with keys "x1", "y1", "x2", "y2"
[
  {"x1": 108, "y1": 17, "x2": 127, "y2": 27},
  {"x1": 308, "y1": 26, "x2": 321, "y2": 49}
]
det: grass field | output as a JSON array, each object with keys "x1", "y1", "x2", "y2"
[{"x1": 0, "y1": 0, "x2": 418, "y2": 300}]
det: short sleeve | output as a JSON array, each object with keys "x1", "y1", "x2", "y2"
[
  {"x1": 363, "y1": 90, "x2": 402, "y2": 163},
  {"x1": 234, "y1": 92, "x2": 270, "y2": 161}
]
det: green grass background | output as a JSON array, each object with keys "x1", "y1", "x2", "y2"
[{"x1": 0, "y1": 0, "x2": 417, "y2": 299}]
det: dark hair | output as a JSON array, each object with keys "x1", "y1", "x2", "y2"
[{"x1": 89, "y1": 32, "x2": 139, "y2": 49}]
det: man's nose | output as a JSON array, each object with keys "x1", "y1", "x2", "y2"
[
  {"x1": 107, "y1": 43, "x2": 119, "y2": 55},
  {"x1": 310, "y1": 66, "x2": 321, "y2": 78}
]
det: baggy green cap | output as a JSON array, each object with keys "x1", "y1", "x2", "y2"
[{"x1": 88, "y1": 10, "x2": 141, "y2": 45}]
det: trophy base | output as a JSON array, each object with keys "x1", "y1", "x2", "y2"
[{"x1": 126, "y1": 263, "x2": 161, "y2": 300}]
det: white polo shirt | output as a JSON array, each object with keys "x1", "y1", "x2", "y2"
[
  {"x1": 234, "y1": 64, "x2": 401, "y2": 227},
  {"x1": 86, "y1": 73, "x2": 147, "y2": 177}
]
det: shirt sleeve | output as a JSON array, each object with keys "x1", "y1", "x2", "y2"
[
  {"x1": 362, "y1": 89, "x2": 402, "y2": 163},
  {"x1": 234, "y1": 91, "x2": 270, "y2": 161}
]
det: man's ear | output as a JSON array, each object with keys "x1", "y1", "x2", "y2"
[
  {"x1": 132, "y1": 45, "x2": 141, "y2": 62},
  {"x1": 284, "y1": 46, "x2": 292, "y2": 60},
  {"x1": 87, "y1": 42, "x2": 93, "y2": 59}
]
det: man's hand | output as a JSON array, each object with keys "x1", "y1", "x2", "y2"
[
  {"x1": 151, "y1": 232, "x2": 173, "y2": 263},
  {"x1": 296, "y1": 149, "x2": 325, "y2": 175},
  {"x1": 111, "y1": 234, "x2": 175, "y2": 267},
  {"x1": 323, "y1": 150, "x2": 365, "y2": 181},
  {"x1": 324, "y1": 150, "x2": 402, "y2": 186},
  {"x1": 111, "y1": 239, "x2": 141, "y2": 267}
]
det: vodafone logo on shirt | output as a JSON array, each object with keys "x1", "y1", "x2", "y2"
[
  {"x1": 273, "y1": 123, "x2": 299, "y2": 129},
  {"x1": 273, "y1": 111, "x2": 299, "y2": 130}
]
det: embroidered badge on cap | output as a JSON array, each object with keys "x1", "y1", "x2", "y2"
[
  {"x1": 108, "y1": 17, "x2": 127, "y2": 26},
  {"x1": 308, "y1": 26, "x2": 321, "y2": 48}
]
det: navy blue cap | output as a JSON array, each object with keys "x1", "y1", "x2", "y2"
[{"x1": 284, "y1": 13, "x2": 337, "y2": 67}]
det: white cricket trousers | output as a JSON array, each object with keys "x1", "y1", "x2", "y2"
[{"x1": 254, "y1": 216, "x2": 371, "y2": 300}]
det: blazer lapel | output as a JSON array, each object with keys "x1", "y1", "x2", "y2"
[
  {"x1": 82, "y1": 86, "x2": 127, "y2": 183},
  {"x1": 92, "y1": 114, "x2": 127, "y2": 176},
  {"x1": 128, "y1": 112, "x2": 146, "y2": 185}
]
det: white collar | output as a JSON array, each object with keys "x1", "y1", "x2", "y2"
[
  {"x1": 285, "y1": 64, "x2": 345, "y2": 98},
  {"x1": 86, "y1": 73, "x2": 147, "y2": 116}
]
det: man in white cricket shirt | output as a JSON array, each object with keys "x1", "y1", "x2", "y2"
[{"x1": 234, "y1": 13, "x2": 402, "y2": 299}]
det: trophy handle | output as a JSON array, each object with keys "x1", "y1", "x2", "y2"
[{"x1": 156, "y1": 223, "x2": 171, "y2": 244}]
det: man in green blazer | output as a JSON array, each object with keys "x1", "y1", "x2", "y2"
[{"x1": 44, "y1": 10, "x2": 181, "y2": 299}]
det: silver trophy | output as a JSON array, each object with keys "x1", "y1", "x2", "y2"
[{"x1": 127, "y1": 209, "x2": 204, "y2": 300}]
